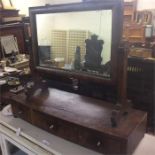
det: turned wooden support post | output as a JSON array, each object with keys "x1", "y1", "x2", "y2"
[
  {"x1": 111, "y1": 45, "x2": 129, "y2": 127},
  {"x1": 117, "y1": 46, "x2": 128, "y2": 107}
]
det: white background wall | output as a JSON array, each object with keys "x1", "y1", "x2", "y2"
[
  {"x1": 11, "y1": 0, "x2": 155, "y2": 16},
  {"x1": 137, "y1": 0, "x2": 155, "y2": 10},
  {"x1": 125, "y1": 0, "x2": 155, "y2": 10},
  {"x1": 11, "y1": 0, "x2": 82, "y2": 15}
]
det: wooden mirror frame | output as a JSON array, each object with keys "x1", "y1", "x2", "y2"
[{"x1": 29, "y1": 0, "x2": 123, "y2": 85}]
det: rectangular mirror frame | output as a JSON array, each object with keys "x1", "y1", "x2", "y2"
[{"x1": 29, "y1": 0, "x2": 123, "y2": 85}]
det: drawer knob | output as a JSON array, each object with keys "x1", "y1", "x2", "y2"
[
  {"x1": 18, "y1": 111, "x2": 23, "y2": 115},
  {"x1": 97, "y1": 141, "x2": 101, "y2": 147},
  {"x1": 49, "y1": 124, "x2": 54, "y2": 129}
]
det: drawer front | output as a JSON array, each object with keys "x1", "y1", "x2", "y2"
[
  {"x1": 31, "y1": 110, "x2": 122, "y2": 154},
  {"x1": 11, "y1": 102, "x2": 31, "y2": 122},
  {"x1": 31, "y1": 110, "x2": 58, "y2": 133},
  {"x1": 31, "y1": 110, "x2": 78, "y2": 142},
  {"x1": 56, "y1": 119, "x2": 78, "y2": 142},
  {"x1": 79, "y1": 129, "x2": 104, "y2": 152},
  {"x1": 78, "y1": 128, "x2": 122, "y2": 154}
]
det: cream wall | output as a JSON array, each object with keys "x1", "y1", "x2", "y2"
[
  {"x1": 124, "y1": 0, "x2": 155, "y2": 10},
  {"x1": 12, "y1": 0, "x2": 155, "y2": 16},
  {"x1": 137, "y1": 0, "x2": 155, "y2": 10},
  {"x1": 12, "y1": 0, "x2": 82, "y2": 15}
]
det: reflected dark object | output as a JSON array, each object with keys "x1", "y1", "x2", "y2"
[
  {"x1": 74, "y1": 46, "x2": 81, "y2": 70},
  {"x1": 38, "y1": 46, "x2": 51, "y2": 64},
  {"x1": 84, "y1": 34, "x2": 104, "y2": 71},
  {"x1": 102, "y1": 61, "x2": 111, "y2": 75}
]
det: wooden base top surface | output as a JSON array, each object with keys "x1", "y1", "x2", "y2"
[{"x1": 11, "y1": 88, "x2": 147, "y2": 139}]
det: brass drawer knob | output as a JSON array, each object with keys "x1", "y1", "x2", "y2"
[
  {"x1": 97, "y1": 141, "x2": 101, "y2": 147},
  {"x1": 49, "y1": 124, "x2": 54, "y2": 129}
]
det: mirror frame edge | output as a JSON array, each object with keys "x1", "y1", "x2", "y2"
[{"x1": 29, "y1": 0, "x2": 124, "y2": 85}]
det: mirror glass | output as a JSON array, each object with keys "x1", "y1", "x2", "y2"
[{"x1": 36, "y1": 10, "x2": 112, "y2": 78}]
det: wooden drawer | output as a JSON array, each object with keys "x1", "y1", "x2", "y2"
[
  {"x1": 78, "y1": 129, "x2": 105, "y2": 152},
  {"x1": 8, "y1": 88, "x2": 147, "y2": 154},
  {"x1": 31, "y1": 110, "x2": 122, "y2": 154},
  {"x1": 11, "y1": 102, "x2": 31, "y2": 122},
  {"x1": 31, "y1": 110, "x2": 57, "y2": 132},
  {"x1": 31, "y1": 110, "x2": 78, "y2": 142},
  {"x1": 78, "y1": 128, "x2": 122, "y2": 154}
]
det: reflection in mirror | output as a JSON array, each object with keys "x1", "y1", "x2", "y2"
[{"x1": 36, "y1": 10, "x2": 112, "y2": 78}]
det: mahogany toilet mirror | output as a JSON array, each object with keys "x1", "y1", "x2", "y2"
[
  {"x1": 9, "y1": 2, "x2": 147, "y2": 154},
  {"x1": 29, "y1": 0, "x2": 128, "y2": 116}
]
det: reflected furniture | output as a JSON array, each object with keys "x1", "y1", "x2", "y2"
[
  {"x1": 10, "y1": 1, "x2": 147, "y2": 154},
  {"x1": 38, "y1": 46, "x2": 51, "y2": 64},
  {"x1": 84, "y1": 34, "x2": 104, "y2": 71}
]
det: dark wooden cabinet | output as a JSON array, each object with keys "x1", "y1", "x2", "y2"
[
  {"x1": 0, "y1": 23, "x2": 26, "y2": 54},
  {"x1": 128, "y1": 57, "x2": 155, "y2": 133},
  {"x1": 10, "y1": 88, "x2": 147, "y2": 154}
]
